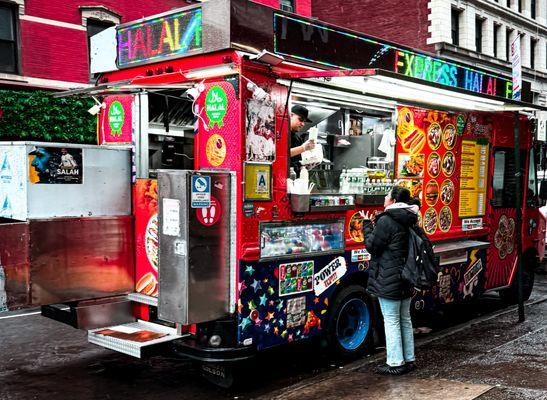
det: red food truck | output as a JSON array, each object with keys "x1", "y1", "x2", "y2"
[{"x1": 2, "y1": 0, "x2": 546, "y2": 386}]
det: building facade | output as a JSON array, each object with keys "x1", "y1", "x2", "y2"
[
  {"x1": 313, "y1": 0, "x2": 547, "y2": 105},
  {"x1": 0, "y1": 0, "x2": 311, "y2": 91}
]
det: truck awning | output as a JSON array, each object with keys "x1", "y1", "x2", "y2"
[{"x1": 277, "y1": 68, "x2": 547, "y2": 112}]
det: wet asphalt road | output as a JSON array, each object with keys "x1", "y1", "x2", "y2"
[{"x1": 1, "y1": 274, "x2": 546, "y2": 400}]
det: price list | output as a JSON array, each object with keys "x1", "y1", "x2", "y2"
[{"x1": 459, "y1": 140, "x2": 489, "y2": 217}]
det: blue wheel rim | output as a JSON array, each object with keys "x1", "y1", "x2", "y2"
[{"x1": 336, "y1": 298, "x2": 370, "y2": 350}]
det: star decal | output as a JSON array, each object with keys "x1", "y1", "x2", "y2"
[
  {"x1": 268, "y1": 300, "x2": 275, "y2": 306},
  {"x1": 288, "y1": 334, "x2": 294, "y2": 342},
  {"x1": 238, "y1": 280, "x2": 247, "y2": 293},
  {"x1": 266, "y1": 311, "x2": 275, "y2": 321},
  {"x1": 313, "y1": 297, "x2": 320, "y2": 304},
  {"x1": 276, "y1": 301, "x2": 284, "y2": 311},
  {"x1": 239, "y1": 316, "x2": 251, "y2": 331},
  {"x1": 247, "y1": 300, "x2": 257, "y2": 310},
  {"x1": 280, "y1": 330, "x2": 288, "y2": 338},
  {"x1": 251, "y1": 279, "x2": 262, "y2": 292},
  {"x1": 255, "y1": 318, "x2": 262, "y2": 326},
  {"x1": 245, "y1": 265, "x2": 254, "y2": 276},
  {"x1": 278, "y1": 318, "x2": 284, "y2": 327},
  {"x1": 267, "y1": 286, "x2": 275, "y2": 296},
  {"x1": 324, "y1": 298, "x2": 329, "y2": 306},
  {"x1": 296, "y1": 330, "x2": 301, "y2": 336},
  {"x1": 264, "y1": 323, "x2": 271, "y2": 333},
  {"x1": 237, "y1": 299, "x2": 243, "y2": 313},
  {"x1": 274, "y1": 326, "x2": 279, "y2": 335},
  {"x1": 259, "y1": 294, "x2": 267, "y2": 306}
]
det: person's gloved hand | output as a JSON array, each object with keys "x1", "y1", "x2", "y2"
[{"x1": 303, "y1": 139, "x2": 315, "y2": 151}]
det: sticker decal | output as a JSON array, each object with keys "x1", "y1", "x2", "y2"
[
  {"x1": 205, "y1": 85, "x2": 228, "y2": 128},
  {"x1": 196, "y1": 196, "x2": 221, "y2": 227},
  {"x1": 205, "y1": 134, "x2": 227, "y2": 167},
  {"x1": 314, "y1": 256, "x2": 347, "y2": 296},
  {"x1": 279, "y1": 261, "x2": 314, "y2": 297},
  {"x1": 286, "y1": 296, "x2": 307, "y2": 328},
  {"x1": 351, "y1": 248, "x2": 371, "y2": 262}
]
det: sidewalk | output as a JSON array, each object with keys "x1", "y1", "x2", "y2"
[{"x1": 262, "y1": 276, "x2": 547, "y2": 400}]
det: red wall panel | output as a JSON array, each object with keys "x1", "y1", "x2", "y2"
[
  {"x1": 21, "y1": 21, "x2": 89, "y2": 82},
  {"x1": 311, "y1": 0, "x2": 434, "y2": 53}
]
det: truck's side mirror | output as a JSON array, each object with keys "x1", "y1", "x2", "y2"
[{"x1": 540, "y1": 181, "x2": 547, "y2": 201}]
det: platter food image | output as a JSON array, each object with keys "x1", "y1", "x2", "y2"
[
  {"x1": 440, "y1": 179, "x2": 455, "y2": 205},
  {"x1": 494, "y1": 215, "x2": 515, "y2": 259},
  {"x1": 425, "y1": 180, "x2": 439, "y2": 206},
  {"x1": 439, "y1": 206, "x2": 453, "y2": 232},
  {"x1": 398, "y1": 153, "x2": 424, "y2": 177},
  {"x1": 427, "y1": 152, "x2": 440, "y2": 177},
  {"x1": 423, "y1": 207, "x2": 438, "y2": 235},
  {"x1": 442, "y1": 151, "x2": 456, "y2": 176},
  {"x1": 443, "y1": 124, "x2": 457, "y2": 149},
  {"x1": 400, "y1": 127, "x2": 426, "y2": 154},
  {"x1": 427, "y1": 123, "x2": 442, "y2": 150}
]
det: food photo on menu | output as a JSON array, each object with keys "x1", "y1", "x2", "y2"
[
  {"x1": 427, "y1": 152, "x2": 440, "y2": 177},
  {"x1": 440, "y1": 179, "x2": 455, "y2": 205},
  {"x1": 443, "y1": 123, "x2": 457, "y2": 149},
  {"x1": 425, "y1": 180, "x2": 439, "y2": 206},
  {"x1": 442, "y1": 151, "x2": 456, "y2": 176},
  {"x1": 427, "y1": 122, "x2": 442, "y2": 150},
  {"x1": 423, "y1": 207, "x2": 438, "y2": 235},
  {"x1": 398, "y1": 153, "x2": 424, "y2": 178}
]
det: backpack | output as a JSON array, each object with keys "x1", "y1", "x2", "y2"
[{"x1": 402, "y1": 226, "x2": 439, "y2": 290}]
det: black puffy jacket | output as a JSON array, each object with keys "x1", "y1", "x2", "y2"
[{"x1": 364, "y1": 205, "x2": 418, "y2": 300}]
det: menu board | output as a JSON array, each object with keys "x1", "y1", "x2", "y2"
[{"x1": 459, "y1": 140, "x2": 489, "y2": 217}]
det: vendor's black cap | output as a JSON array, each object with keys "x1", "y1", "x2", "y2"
[{"x1": 291, "y1": 105, "x2": 312, "y2": 123}]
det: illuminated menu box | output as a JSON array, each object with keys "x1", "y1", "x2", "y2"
[{"x1": 459, "y1": 140, "x2": 489, "y2": 217}]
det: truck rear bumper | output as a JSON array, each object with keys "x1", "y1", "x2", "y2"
[{"x1": 171, "y1": 337, "x2": 255, "y2": 362}]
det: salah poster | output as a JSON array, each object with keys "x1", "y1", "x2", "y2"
[{"x1": 28, "y1": 146, "x2": 83, "y2": 184}]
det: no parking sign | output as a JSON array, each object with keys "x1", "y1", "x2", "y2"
[{"x1": 191, "y1": 175, "x2": 211, "y2": 208}]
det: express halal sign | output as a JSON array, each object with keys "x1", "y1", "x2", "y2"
[{"x1": 117, "y1": 8, "x2": 202, "y2": 67}]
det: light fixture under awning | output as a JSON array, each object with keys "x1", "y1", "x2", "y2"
[
  {"x1": 278, "y1": 69, "x2": 547, "y2": 112},
  {"x1": 53, "y1": 81, "x2": 195, "y2": 98}
]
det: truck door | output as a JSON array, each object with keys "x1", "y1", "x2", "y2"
[{"x1": 486, "y1": 148, "x2": 523, "y2": 289}]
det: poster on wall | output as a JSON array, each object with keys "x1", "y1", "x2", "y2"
[
  {"x1": 99, "y1": 95, "x2": 134, "y2": 144},
  {"x1": 134, "y1": 179, "x2": 159, "y2": 297},
  {"x1": 0, "y1": 146, "x2": 27, "y2": 220},
  {"x1": 245, "y1": 99, "x2": 276, "y2": 162},
  {"x1": 28, "y1": 147, "x2": 83, "y2": 184}
]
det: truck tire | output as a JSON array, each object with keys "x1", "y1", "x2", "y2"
[
  {"x1": 499, "y1": 254, "x2": 536, "y2": 305},
  {"x1": 326, "y1": 285, "x2": 374, "y2": 357}
]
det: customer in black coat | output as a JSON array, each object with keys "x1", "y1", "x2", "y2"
[{"x1": 362, "y1": 186, "x2": 419, "y2": 376}]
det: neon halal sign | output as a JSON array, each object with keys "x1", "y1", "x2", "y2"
[
  {"x1": 117, "y1": 8, "x2": 202, "y2": 67},
  {"x1": 395, "y1": 50, "x2": 513, "y2": 99}
]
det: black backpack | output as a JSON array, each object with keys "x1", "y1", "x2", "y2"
[{"x1": 402, "y1": 226, "x2": 439, "y2": 289}]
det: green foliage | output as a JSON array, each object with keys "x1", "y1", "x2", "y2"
[{"x1": 0, "y1": 90, "x2": 97, "y2": 143}]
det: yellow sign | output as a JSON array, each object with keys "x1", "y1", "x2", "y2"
[
  {"x1": 244, "y1": 162, "x2": 272, "y2": 201},
  {"x1": 205, "y1": 134, "x2": 226, "y2": 167},
  {"x1": 459, "y1": 140, "x2": 489, "y2": 217}
]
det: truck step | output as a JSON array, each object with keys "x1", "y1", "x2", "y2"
[
  {"x1": 88, "y1": 320, "x2": 184, "y2": 358},
  {"x1": 127, "y1": 292, "x2": 158, "y2": 307}
]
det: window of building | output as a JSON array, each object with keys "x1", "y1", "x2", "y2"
[
  {"x1": 87, "y1": 19, "x2": 115, "y2": 81},
  {"x1": 531, "y1": 0, "x2": 536, "y2": 19},
  {"x1": 518, "y1": 0, "x2": 522, "y2": 12},
  {"x1": 475, "y1": 17, "x2": 484, "y2": 53},
  {"x1": 451, "y1": 9, "x2": 460, "y2": 46},
  {"x1": 0, "y1": 4, "x2": 17, "y2": 74},
  {"x1": 280, "y1": 0, "x2": 295, "y2": 12},
  {"x1": 531, "y1": 38, "x2": 536, "y2": 69},
  {"x1": 506, "y1": 28, "x2": 513, "y2": 61},
  {"x1": 494, "y1": 23, "x2": 500, "y2": 58},
  {"x1": 506, "y1": 0, "x2": 511, "y2": 8}
]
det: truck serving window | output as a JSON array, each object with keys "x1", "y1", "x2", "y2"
[
  {"x1": 289, "y1": 98, "x2": 395, "y2": 195},
  {"x1": 492, "y1": 149, "x2": 525, "y2": 208}
]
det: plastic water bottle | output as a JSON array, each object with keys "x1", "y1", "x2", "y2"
[
  {"x1": 0, "y1": 264, "x2": 8, "y2": 313},
  {"x1": 289, "y1": 167, "x2": 297, "y2": 181}
]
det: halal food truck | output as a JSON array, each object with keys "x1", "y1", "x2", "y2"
[{"x1": 3, "y1": 0, "x2": 546, "y2": 385}]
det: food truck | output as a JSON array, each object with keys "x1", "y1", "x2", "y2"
[{"x1": 1, "y1": 0, "x2": 545, "y2": 386}]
